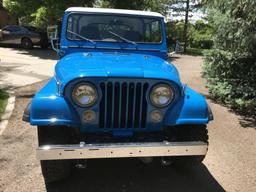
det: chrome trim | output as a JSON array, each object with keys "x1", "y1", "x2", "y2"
[{"x1": 37, "y1": 141, "x2": 208, "y2": 160}]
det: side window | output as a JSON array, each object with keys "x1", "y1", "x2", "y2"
[
  {"x1": 67, "y1": 16, "x2": 74, "y2": 39},
  {"x1": 151, "y1": 21, "x2": 161, "y2": 42},
  {"x1": 5, "y1": 26, "x2": 21, "y2": 32},
  {"x1": 144, "y1": 20, "x2": 162, "y2": 43},
  {"x1": 67, "y1": 16, "x2": 79, "y2": 39},
  {"x1": 11, "y1": 26, "x2": 21, "y2": 32},
  {"x1": 145, "y1": 24, "x2": 151, "y2": 41}
]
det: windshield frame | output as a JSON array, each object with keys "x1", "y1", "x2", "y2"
[{"x1": 65, "y1": 12, "x2": 164, "y2": 45}]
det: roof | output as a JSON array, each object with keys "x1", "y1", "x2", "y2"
[{"x1": 65, "y1": 7, "x2": 164, "y2": 18}]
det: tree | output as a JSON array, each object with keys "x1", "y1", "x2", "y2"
[
  {"x1": 183, "y1": 0, "x2": 189, "y2": 52},
  {"x1": 165, "y1": 0, "x2": 205, "y2": 52},
  {"x1": 98, "y1": 0, "x2": 171, "y2": 14},
  {"x1": 203, "y1": 0, "x2": 256, "y2": 115},
  {"x1": 189, "y1": 20, "x2": 213, "y2": 49},
  {"x1": 3, "y1": 0, "x2": 95, "y2": 27}
]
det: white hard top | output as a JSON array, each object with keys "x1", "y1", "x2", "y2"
[{"x1": 65, "y1": 7, "x2": 164, "y2": 18}]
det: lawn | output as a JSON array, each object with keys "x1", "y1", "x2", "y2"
[{"x1": 0, "y1": 89, "x2": 9, "y2": 116}]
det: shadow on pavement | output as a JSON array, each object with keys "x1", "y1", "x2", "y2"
[
  {"x1": 46, "y1": 158, "x2": 225, "y2": 192},
  {"x1": 0, "y1": 45, "x2": 58, "y2": 60},
  {"x1": 239, "y1": 116, "x2": 256, "y2": 129},
  {"x1": 12, "y1": 47, "x2": 59, "y2": 60}
]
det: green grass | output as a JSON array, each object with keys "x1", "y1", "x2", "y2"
[{"x1": 0, "y1": 89, "x2": 9, "y2": 115}]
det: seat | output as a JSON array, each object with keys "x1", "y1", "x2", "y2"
[{"x1": 80, "y1": 26, "x2": 100, "y2": 40}]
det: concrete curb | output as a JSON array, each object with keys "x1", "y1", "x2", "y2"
[{"x1": 0, "y1": 95, "x2": 16, "y2": 135}]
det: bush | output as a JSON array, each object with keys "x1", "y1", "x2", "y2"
[
  {"x1": 203, "y1": 0, "x2": 256, "y2": 116},
  {"x1": 166, "y1": 20, "x2": 214, "y2": 50},
  {"x1": 0, "y1": 89, "x2": 9, "y2": 115},
  {"x1": 203, "y1": 49, "x2": 256, "y2": 115}
]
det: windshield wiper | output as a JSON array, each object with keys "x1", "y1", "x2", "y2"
[
  {"x1": 67, "y1": 30, "x2": 96, "y2": 45},
  {"x1": 108, "y1": 31, "x2": 137, "y2": 47}
]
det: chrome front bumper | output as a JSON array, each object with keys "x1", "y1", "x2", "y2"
[{"x1": 37, "y1": 141, "x2": 208, "y2": 160}]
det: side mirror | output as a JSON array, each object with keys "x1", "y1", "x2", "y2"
[
  {"x1": 51, "y1": 31, "x2": 60, "y2": 53},
  {"x1": 47, "y1": 25, "x2": 60, "y2": 53}
]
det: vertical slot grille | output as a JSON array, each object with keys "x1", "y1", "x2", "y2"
[
  {"x1": 106, "y1": 82, "x2": 113, "y2": 128},
  {"x1": 99, "y1": 81, "x2": 148, "y2": 129}
]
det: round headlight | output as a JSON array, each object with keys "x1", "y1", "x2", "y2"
[
  {"x1": 72, "y1": 83, "x2": 97, "y2": 107},
  {"x1": 150, "y1": 84, "x2": 174, "y2": 107}
]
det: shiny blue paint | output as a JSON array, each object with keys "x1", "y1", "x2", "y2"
[
  {"x1": 55, "y1": 52, "x2": 181, "y2": 95},
  {"x1": 29, "y1": 10, "x2": 212, "y2": 135},
  {"x1": 164, "y1": 86, "x2": 209, "y2": 125},
  {"x1": 30, "y1": 79, "x2": 211, "y2": 131},
  {"x1": 30, "y1": 78, "x2": 79, "y2": 126}
]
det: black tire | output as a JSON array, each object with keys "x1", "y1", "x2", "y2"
[
  {"x1": 171, "y1": 124, "x2": 208, "y2": 168},
  {"x1": 21, "y1": 37, "x2": 33, "y2": 49},
  {"x1": 38, "y1": 126, "x2": 73, "y2": 183}
]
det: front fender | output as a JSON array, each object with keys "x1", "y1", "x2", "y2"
[
  {"x1": 29, "y1": 78, "x2": 79, "y2": 126},
  {"x1": 26, "y1": 79, "x2": 213, "y2": 128},
  {"x1": 164, "y1": 86, "x2": 212, "y2": 126}
]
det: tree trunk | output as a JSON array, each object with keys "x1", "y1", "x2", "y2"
[{"x1": 183, "y1": 0, "x2": 190, "y2": 53}]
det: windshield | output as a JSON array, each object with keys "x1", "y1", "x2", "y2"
[{"x1": 66, "y1": 14, "x2": 163, "y2": 44}]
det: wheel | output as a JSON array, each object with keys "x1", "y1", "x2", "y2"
[
  {"x1": 169, "y1": 124, "x2": 208, "y2": 168},
  {"x1": 38, "y1": 126, "x2": 73, "y2": 183},
  {"x1": 21, "y1": 37, "x2": 33, "y2": 49}
]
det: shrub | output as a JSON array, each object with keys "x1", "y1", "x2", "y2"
[
  {"x1": 203, "y1": 0, "x2": 256, "y2": 116},
  {"x1": 0, "y1": 89, "x2": 9, "y2": 115},
  {"x1": 203, "y1": 49, "x2": 256, "y2": 115}
]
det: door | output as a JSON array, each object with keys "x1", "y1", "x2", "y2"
[{"x1": 0, "y1": 26, "x2": 22, "y2": 44}]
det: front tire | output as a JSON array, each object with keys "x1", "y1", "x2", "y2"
[
  {"x1": 38, "y1": 126, "x2": 73, "y2": 183},
  {"x1": 171, "y1": 124, "x2": 208, "y2": 168}
]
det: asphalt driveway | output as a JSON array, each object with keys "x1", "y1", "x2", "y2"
[
  {"x1": 0, "y1": 49, "x2": 255, "y2": 192},
  {"x1": 0, "y1": 47, "x2": 57, "y2": 89}
]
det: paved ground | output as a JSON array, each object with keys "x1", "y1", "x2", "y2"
[
  {"x1": 0, "y1": 49, "x2": 255, "y2": 192},
  {"x1": 0, "y1": 47, "x2": 57, "y2": 89}
]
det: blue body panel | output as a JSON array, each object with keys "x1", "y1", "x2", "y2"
[
  {"x1": 55, "y1": 52, "x2": 181, "y2": 94},
  {"x1": 30, "y1": 78, "x2": 77, "y2": 126},
  {"x1": 30, "y1": 78, "x2": 210, "y2": 130},
  {"x1": 164, "y1": 87, "x2": 209, "y2": 125},
  {"x1": 29, "y1": 10, "x2": 212, "y2": 135}
]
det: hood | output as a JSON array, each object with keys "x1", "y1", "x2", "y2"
[{"x1": 55, "y1": 52, "x2": 181, "y2": 89}]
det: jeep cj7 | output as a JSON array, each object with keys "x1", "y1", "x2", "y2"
[{"x1": 23, "y1": 7, "x2": 213, "y2": 183}]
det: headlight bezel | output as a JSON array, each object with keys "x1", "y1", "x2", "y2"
[
  {"x1": 72, "y1": 83, "x2": 98, "y2": 107},
  {"x1": 149, "y1": 83, "x2": 175, "y2": 108}
]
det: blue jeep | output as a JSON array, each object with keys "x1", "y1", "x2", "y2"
[{"x1": 23, "y1": 7, "x2": 213, "y2": 183}]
